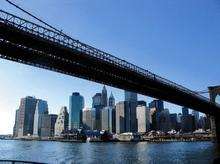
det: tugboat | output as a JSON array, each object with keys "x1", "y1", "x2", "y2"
[{"x1": 100, "y1": 130, "x2": 113, "y2": 142}]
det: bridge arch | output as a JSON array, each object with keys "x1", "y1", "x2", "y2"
[{"x1": 209, "y1": 86, "x2": 220, "y2": 103}]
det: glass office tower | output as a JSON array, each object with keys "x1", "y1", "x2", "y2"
[{"x1": 69, "y1": 92, "x2": 84, "y2": 130}]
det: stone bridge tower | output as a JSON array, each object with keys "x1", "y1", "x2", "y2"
[{"x1": 208, "y1": 85, "x2": 220, "y2": 142}]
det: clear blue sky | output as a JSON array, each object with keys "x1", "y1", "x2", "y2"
[{"x1": 0, "y1": 0, "x2": 220, "y2": 134}]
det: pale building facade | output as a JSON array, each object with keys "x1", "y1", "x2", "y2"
[
  {"x1": 136, "y1": 105, "x2": 150, "y2": 133},
  {"x1": 54, "y1": 107, "x2": 69, "y2": 136}
]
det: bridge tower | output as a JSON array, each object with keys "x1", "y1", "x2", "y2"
[{"x1": 208, "y1": 86, "x2": 220, "y2": 142}]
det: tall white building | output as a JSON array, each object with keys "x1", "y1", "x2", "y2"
[
  {"x1": 82, "y1": 108, "x2": 96, "y2": 130},
  {"x1": 54, "y1": 107, "x2": 69, "y2": 136},
  {"x1": 33, "y1": 99, "x2": 48, "y2": 137},
  {"x1": 101, "y1": 107, "x2": 113, "y2": 133},
  {"x1": 136, "y1": 105, "x2": 150, "y2": 133}
]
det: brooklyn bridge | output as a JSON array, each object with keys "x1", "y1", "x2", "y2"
[{"x1": 0, "y1": 9, "x2": 220, "y2": 140}]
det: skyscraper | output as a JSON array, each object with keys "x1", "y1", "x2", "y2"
[
  {"x1": 92, "y1": 93, "x2": 102, "y2": 107},
  {"x1": 181, "y1": 114, "x2": 196, "y2": 133},
  {"x1": 192, "y1": 110, "x2": 199, "y2": 129},
  {"x1": 149, "y1": 99, "x2": 164, "y2": 112},
  {"x1": 101, "y1": 85, "x2": 108, "y2": 107},
  {"x1": 149, "y1": 99, "x2": 164, "y2": 130},
  {"x1": 124, "y1": 91, "x2": 138, "y2": 132},
  {"x1": 92, "y1": 93, "x2": 103, "y2": 130},
  {"x1": 125, "y1": 91, "x2": 137, "y2": 102},
  {"x1": 112, "y1": 107, "x2": 116, "y2": 133},
  {"x1": 40, "y1": 114, "x2": 51, "y2": 138},
  {"x1": 177, "y1": 113, "x2": 182, "y2": 131},
  {"x1": 182, "y1": 107, "x2": 189, "y2": 116},
  {"x1": 170, "y1": 113, "x2": 178, "y2": 130},
  {"x1": 181, "y1": 107, "x2": 196, "y2": 132},
  {"x1": 158, "y1": 108, "x2": 171, "y2": 132},
  {"x1": 55, "y1": 106, "x2": 69, "y2": 136},
  {"x1": 69, "y1": 92, "x2": 84, "y2": 130},
  {"x1": 13, "y1": 109, "x2": 19, "y2": 137},
  {"x1": 40, "y1": 114, "x2": 57, "y2": 138},
  {"x1": 18, "y1": 96, "x2": 38, "y2": 137},
  {"x1": 136, "y1": 103, "x2": 150, "y2": 133},
  {"x1": 116, "y1": 101, "x2": 129, "y2": 133},
  {"x1": 33, "y1": 99, "x2": 48, "y2": 137},
  {"x1": 101, "y1": 106, "x2": 113, "y2": 132},
  {"x1": 49, "y1": 114, "x2": 58, "y2": 137},
  {"x1": 83, "y1": 107, "x2": 96, "y2": 130},
  {"x1": 108, "y1": 92, "x2": 116, "y2": 133},
  {"x1": 150, "y1": 108, "x2": 157, "y2": 130},
  {"x1": 109, "y1": 92, "x2": 115, "y2": 107}
]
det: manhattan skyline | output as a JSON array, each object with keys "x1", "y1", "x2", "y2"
[{"x1": 1, "y1": 0, "x2": 220, "y2": 134}]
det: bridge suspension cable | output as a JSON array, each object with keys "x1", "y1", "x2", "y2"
[{"x1": 5, "y1": 0, "x2": 63, "y2": 34}]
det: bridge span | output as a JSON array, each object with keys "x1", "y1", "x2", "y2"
[{"x1": 0, "y1": 10, "x2": 219, "y2": 116}]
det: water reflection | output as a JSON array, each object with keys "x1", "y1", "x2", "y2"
[{"x1": 0, "y1": 140, "x2": 220, "y2": 164}]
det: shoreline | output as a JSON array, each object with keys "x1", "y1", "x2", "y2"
[{"x1": 0, "y1": 138, "x2": 213, "y2": 143}]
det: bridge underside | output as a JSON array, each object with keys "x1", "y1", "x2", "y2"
[{"x1": 0, "y1": 22, "x2": 220, "y2": 116}]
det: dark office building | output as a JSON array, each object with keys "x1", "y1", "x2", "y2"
[
  {"x1": 150, "y1": 108, "x2": 157, "y2": 130},
  {"x1": 125, "y1": 91, "x2": 137, "y2": 102},
  {"x1": 182, "y1": 107, "x2": 189, "y2": 116},
  {"x1": 101, "y1": 86, "x2": 108, "y2": 107},
  {"x1": 170, "y1": 113, "x2": 178, "y2": 130},
  {"x1": 181, "y1": 115, "x2": 196, "y2": 133},
  {"x1": 138, "y1": 101, "x2": 147, "y2": 106},
  {"x1": 17, "y1": 96, "x2": 38, "y2": 137},
  {"x1": 149, "y1": 99, "x2": 164, "y2": 112},
  {"x1": 116, "y1": 101, "x2": 129, "y2": 133},
  {"x1": 49, "y1": 114, "x2": 58, "y2": 136},
  {"x1": 112, "y1": 107, "x2": 116, "y2": 133},
  {"x1": 92, "y1": 93, "x2": 103, "y2": 130},
  {"x1": 125, "y1": 91, "x2": 138, "y2": 132},
  {"x1": 149, "y1": 99, "x2": 164, "y2": 130}
]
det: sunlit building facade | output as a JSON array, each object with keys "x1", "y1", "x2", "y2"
[
  {"x1": 55, "y1": 106, "x2": 69, "y2": 136},
  {"x1": 33, "y1": 99, "x2": 48, "y2": 137},
  {"x1": 83, "y1": 107, "x2": 96, "y2": 130},
  {"x1": 101, "y1": 106, "x2": 113, "y2": 132},
  {"x1": 136, "y1": 104, "x2": 150, "y2": 133}
]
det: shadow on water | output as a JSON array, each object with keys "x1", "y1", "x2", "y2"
[{"x1": 212, "y1": 141, "x2": 220, "y2": 164}]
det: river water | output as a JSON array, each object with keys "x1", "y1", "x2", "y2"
[{"x1": 0, "y1": 140, "x2": 220, "y2": 164}]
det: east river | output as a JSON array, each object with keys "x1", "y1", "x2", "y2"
[{"x1": 0, "y1": 140, "x2": 220, "y2": 164}]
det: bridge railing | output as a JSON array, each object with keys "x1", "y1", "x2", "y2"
[{"x1": 0, "y1": 9, "x2": 218, "y2": 106}]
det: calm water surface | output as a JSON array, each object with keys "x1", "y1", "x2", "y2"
[{"x1": 0, "y1": 140, "x2": 220, "y2": 164}]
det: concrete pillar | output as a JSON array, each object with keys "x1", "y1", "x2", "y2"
[{"x1": 208, "y1": 86, "x2": 220, "y2": 142}]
